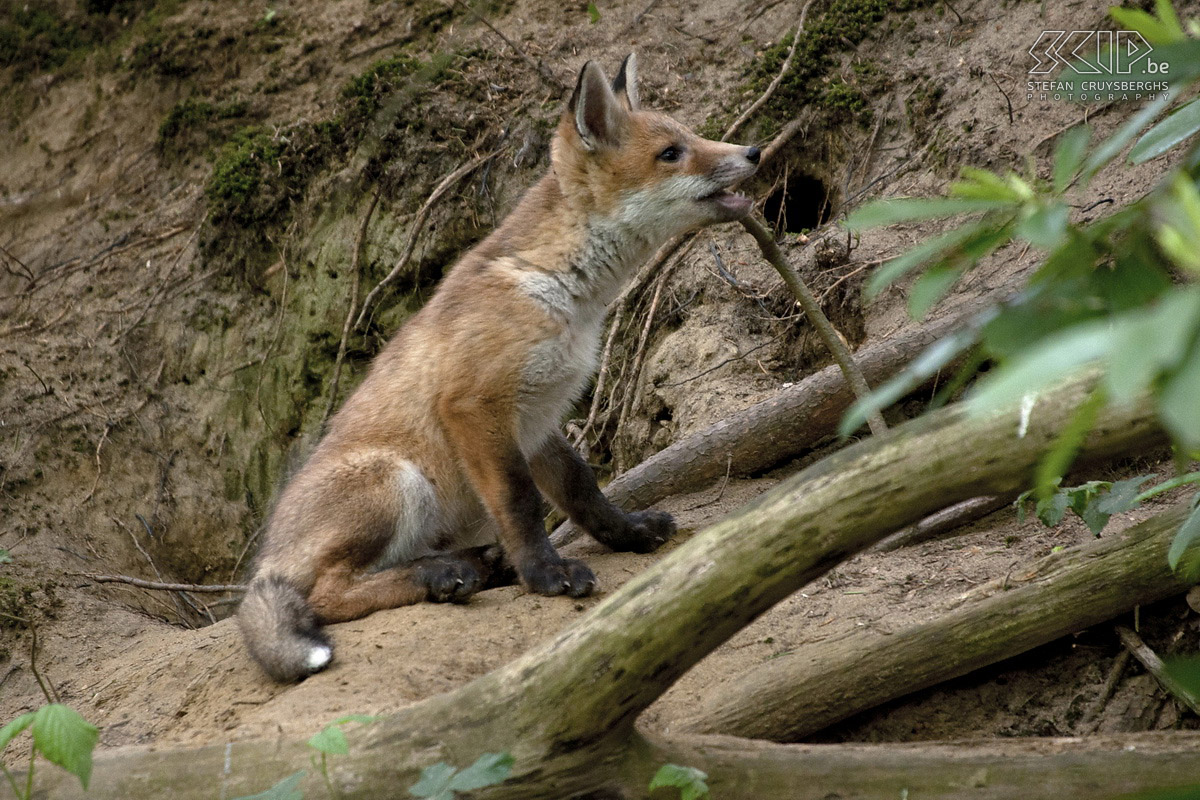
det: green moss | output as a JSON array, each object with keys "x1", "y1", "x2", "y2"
[
  {"x1": 0, "y1": 6, "x2": 94, "y2": 77},
  {"x1": 716, "y1": 0, "x2": 931, "y2": 136},
  {"x1": 822, "y1": 79, "x2": 870, "y2": 122},
  {"x1": 0, "y1": 577, "x2": 34, "y2": 626},
  {"x1": 157, "y1": 96, "x2": 250, "y2": 154},
  {"x1": 342, "y1": 53, "x2": 423, "y2": 117}
]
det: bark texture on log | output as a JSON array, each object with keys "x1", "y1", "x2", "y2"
[
  {"x1": 28, "y1": 375, "x2": 1165, "y2": 799},
  {"x1": 634, "y1": 731, "x2": 1200, "y2": 799},
  {"x1": 679, "y1": 503, "x2": 1194, "y2": 740},
  {"x1": 553, "y1": 313, "x2": 964, "y2": 547}
]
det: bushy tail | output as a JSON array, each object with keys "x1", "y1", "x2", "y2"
[{"x1": 237, "y1": 576, "x2": 333, "y2": 682}]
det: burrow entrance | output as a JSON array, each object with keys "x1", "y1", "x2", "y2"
[{"x1": 763, "y1": 173, "x2": 835, "y2": 234}]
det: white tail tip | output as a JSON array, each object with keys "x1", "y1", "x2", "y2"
[{"x1": 306, "y1": 645, "x2": 333, "y2": 671}]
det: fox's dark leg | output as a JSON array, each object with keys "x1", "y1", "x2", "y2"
[
  {"x1": 438, "y1": 398, "x2": 596, "y2": 597},
  {"x1": 530, "y1": 432, "x2": 675, "y2": 553}
]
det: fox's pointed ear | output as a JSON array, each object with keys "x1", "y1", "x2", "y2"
[
  {"x1": 612, "y1": 53, "x2": 640, "y2": 112},
  {"x1": 569, "y1": 60, "x2": 628, "y2": 150}
]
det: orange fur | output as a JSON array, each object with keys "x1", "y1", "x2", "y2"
[{"x1": 237, "y1": 54, "x2": 760, "y2": 681}]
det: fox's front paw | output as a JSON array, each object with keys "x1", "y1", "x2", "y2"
[
  {"x1": 520, "y1": 557, "x2": 596, "y2": 598},
  {"x1": 416, "y1": 556, "x2": 483, "y2": 603},
  {"x1": 620, "y1": 510, "x2": 676, "y2": 553}
]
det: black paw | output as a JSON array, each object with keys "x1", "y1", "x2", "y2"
[
  {"x1": 599, "y1": 510, "x2": 676, "y2": 553},
  {"x1": 519, "y1": 557, "x2": 596, "y2": 598},
  {"x1": 416, "y1": 556, "x2": 483, "y2": 603}
]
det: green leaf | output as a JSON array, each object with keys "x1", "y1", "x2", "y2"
[
  {"x1": 968, "y1": 321, "x2": 1114, "y2": 415},
  {"x1": 1081, "y1": 91, "x2": 1177, "y2": 181},
  {"x1": 409, "y1": 762, "x2": 456, "y2": 800},
  {"x1": 866, "y1": 221, "x2": 998, "y2": 297},
  {"x1": 0, "y1": 713, "x2": 35, "y2": 755},
  {"x1": 586, "y1": 2, "x2": 600, "y2": 23},
  {"x1": 845, "y1": 197, "x2": 1016, "y2": 230},
  {"x1": 1034, "y1": 388, "x2": 1106, "y2": 502},
  {"x1": 1160, "y1": 343, "x2": 1200, "y2": 449},
  {"x1": 1168, "y1": 497, "x2": 1200, "y2": 573},
  {"x1": 1096, "y1": 475, "x2": 1157, "y2": 515},
  {"x1": 0, "y1": 548, "x2": 11, "y2": 565},
  {"x1": 1130, "y1": 97, "x2": 1200, "y2": 163},
  {"x1": 1036, "y1": 491, "x2": 1069, "y2": 527},
  {"x1": 908, "y1": 264, "x2": 961, "y2": 319},
  {"x1": 1053, "y1": 125, "x2": 1091, "y2": 192},
  {"x1": 1016, "y1": 203, "x2": 1069, "y2": 249},
  {"x1": 233, "y1": 770, "x2": 307, "y2": 800},
  {"x1": 448, "y1": 752, "x2": 514, "y2": 791},
  {"x1": 649, "y1": 763, "x2": 710, "y2": 800},
  {"x1": 31, "y1": 705, "x2": 98, "y2": 790},
  {"x1": 1109, "y1": 7, "x2": 1177, "y2": 45},
  {"x1": 306, "y1": 726, "x2": 348, "y2": 756},
  {"x1": 1163, "y1": 656, "x2": 1200, "y2": 698},
  {"x1": 1105, "y1": 288, "x2": 1200, "y2": 406},
  {"x1": 950, "y1": 167, "x2": 1028, "y2": 202},
  {"x1": 839, "y1": 324, "x2": 980, "y2": 436},
  {"x1": 329, "y1": 714, "x2": 378, "y2": 726}
]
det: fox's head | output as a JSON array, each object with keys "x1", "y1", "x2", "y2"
[{"x1": 551, "y1": 54, "x2": 760, "y2": 240}]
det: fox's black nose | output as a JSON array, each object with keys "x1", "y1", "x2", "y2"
[{"x1": 745, "y1": 146, "x2": 761, "y2": 164}]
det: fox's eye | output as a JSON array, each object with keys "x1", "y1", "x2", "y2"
[{"x1": 657, "y1": 145, "x2": 683, "y2": 163}]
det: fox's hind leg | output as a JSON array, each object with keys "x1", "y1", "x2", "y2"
[
  {"x1": 279, "y1": 453, "x2": 486, "y2": 623},
  {"x1": 530, "y1": 432, "x2": 675, "y2": 553}
]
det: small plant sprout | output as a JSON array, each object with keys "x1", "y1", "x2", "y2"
[
  {"x1": 307, "y1": 714, "x2": 379, "y2": 796},
  {"x1": 0, "y1": 704, "x2": 99, "y2": 800},
  {"x1": 408, "y1": 752, "x2": 514, "y2": 799},
  {"x1": 649, "y1": 763, "x2": 710, "y2": 800}
]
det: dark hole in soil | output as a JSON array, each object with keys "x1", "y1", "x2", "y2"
[{"x1": 763, "y1": 173, "x2": 834, "y2": 234}]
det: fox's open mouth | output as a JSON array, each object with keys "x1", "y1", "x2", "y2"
[{"x1": 697, "y1": 188, "x2": 752, "y2": 218}]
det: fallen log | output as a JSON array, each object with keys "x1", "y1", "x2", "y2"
[
  {"x1": 552, "y1": 311, "x2": 966, "y2": 547},
  {"x1": 29, "y1": 373, "x2": 1164, "y2": 799},
  {"x1": 633, "y1": 730, "x2": 1200, "y2": 799},
  {"x1": 679, "y1": 503, "x2": 1194, "y2": 741}
]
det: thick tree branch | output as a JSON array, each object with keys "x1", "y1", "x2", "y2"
[
  {"x1": 633, "y1": 730, "x2": 1200, "y2": 799},
  {"x1": 679, "y1": 502, "x2": 1194, "y2": 740}
]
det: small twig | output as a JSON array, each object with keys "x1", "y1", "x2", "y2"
[
  {"x1": 818, "y1": 259, "x2": 886, "y2": 302},
  {"x1": 0, "y1": 613, "x2": 59, "y2": 704},
  {"x1": 722, "y1": 0, "x2": 819, "y2": 142},
  {"x1": 356, "y1": 148, "x2": 502, "y2": 329},
  {"x1": 631, "y1": 0, "x2": 663, "y2": 26},
  {"x1": 760, "y1": 111, "x2": 814, "y2": 167},
  {"x1": 614, "y1": 277, "x2": 667, "y2": 444},
  {"x1": 72, "y1": 573, "x2": 245, "y2": 593},
  {"x1": 113, "y1": 225, "x2": 202, "y2": 343},
  {"x1": 22, "y1": 361, "x2": 51, "y2": 395},
  {"x1": 79, "y1": 422, "x2": 112, "y2": 505},
  {"x1": 322, "y1": 188, "x2": 381, "y2": 429},
  {"x1": 1084, "y1": 648, "x2": 1132, "y2": 732},
  {"x1": 0, "y1": 242, "x2": 35, "y2": 283},
  {"x1": 987, "y1": 72, "x2": 1014, "y2": 125},
  {"x1": 872, "y1": 495, "x2": 1011, "y2": 552},
  {"x1": 683, "y1": 454, "x2": 733, "y2": 511},
  {"x1": 576, "y1": 307, "x2": 627, "y2": 451},
  {"x1": 452, "y1": 0, "x2": 562, "y2": 91},
  {"x1": 660, "y1": 331, "x2": 788, "y2": 388},
  {"x1": 1117, "y1": 625, "x2": 1200, "y2": 718},
  {"x1": 738, "y1": 215, "x2": 887, "y2": 435},
  {"x1": 942, "y1": 0, "x2": 964, "y2": 24},
  {"x1": 574, "y1": 234, "x2": 697, "y2": 449}
]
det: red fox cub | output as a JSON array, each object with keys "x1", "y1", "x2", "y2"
[{"x1": 238, "y1": 53, "x2": 760, "y2": 681}]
